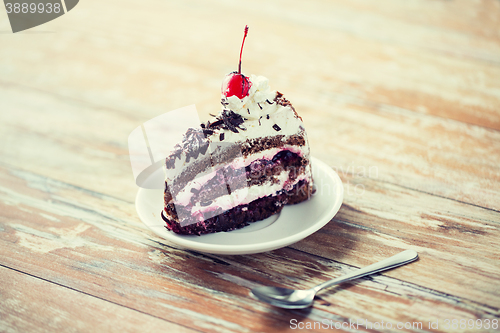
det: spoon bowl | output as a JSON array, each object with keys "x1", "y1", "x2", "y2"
[
  {"x1": 250, "y1": 250, "x2": 418, "y2": 309},
  {"x1": 251, "y1": 287, "x2": 316, "y2": 309}
]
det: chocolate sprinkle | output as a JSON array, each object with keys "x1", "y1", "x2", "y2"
[
  {"x1": 208, "y1": 119, "x2": 224, "y2": 128},
  {"x1": 165, "y1": 110, "x2": 247, "y2": 169},
  {"x1": 202, "y1": 129, "x2": 214, "y2": 136},
  {"x1": 258, "y1": 103, "x2": 262, "y2": 110},
  {"x1": 273, "y1": 124, "x2": 281, "y2": 131},
  {"x1": 165, "y1": 127, "x2": 210, "y2": 168},
  {"x1": 266, "y1": 114, "x2": 270, "y2": 119},
  {"x1": 223, "y1": 115, "x2": 239, "y2": 133}
]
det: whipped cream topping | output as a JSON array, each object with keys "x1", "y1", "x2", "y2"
[
  {"x1": 225, "y1": 75, "x2": 282, "y2": 120},
  {"x1": 165, "y1": 74, "x2": 308, "y2": 180}
]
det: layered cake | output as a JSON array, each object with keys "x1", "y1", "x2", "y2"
[{"x1": 162, "y1": 27, "x2": 313, "y2": 235}]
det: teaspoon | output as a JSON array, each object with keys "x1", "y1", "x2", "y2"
[{"x1": 250, "y1": 249, "x2": 418, "y2": 309}]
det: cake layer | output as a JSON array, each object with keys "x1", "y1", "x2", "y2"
[
  {"x1": 164, "y1": 134, "x2": 308, "y2": 196},
  {"x1": 165, "y1": 144, "x2": 308, "y2": 200},
  {"x1": 164, "y1": 148, "x2": 311, "y2": 225},
  {"x1": 163, "y1": 179, "x2": 313, "y2": 235}
]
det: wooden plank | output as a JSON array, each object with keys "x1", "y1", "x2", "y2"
[
  {"x1": 0, "y1": 0, "x2": 498, "y2": 214},
  {"x1": 0, "y1": 266, "x2": 197, "y2": 333},
  {"x1": 1, "y1": 75, "x2": 498, "y2": 210},
  {"x1": 305, "y1": 99, "x2": 500, "y2": 211},
  {"x1": 292, "y1": 172, "x2": 500, "y2": 307},
  {"x1": 1, "y1": 0, "x2": 499, "y2": 331},
  {"x1": 0, "y1": 0, "x2": 498, "y2": 129},
  {"x1": 0, "y1": 164, "x2": 498, "y2": 332}
]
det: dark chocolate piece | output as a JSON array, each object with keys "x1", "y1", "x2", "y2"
[
  {"x1": 202, "y1": 129, "x2": 214, "y2": 136},
  {"x1": 210, "y1": 120, "x2": 224, "y2": 128}
]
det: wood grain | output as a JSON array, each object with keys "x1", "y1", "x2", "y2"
[
  {"x1": 1, "y1": 0, "x2": 499, "y2": 331},
  {"x1": 0, "y1": 266, "x2": 196, "y2": 333},
  {"x1": 1, "y1": 164, "x2": 498, "y2": 332}
]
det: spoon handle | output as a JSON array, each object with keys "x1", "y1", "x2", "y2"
[{"x1": 311, "y1": 250, "x2": 418, "y2": 293}]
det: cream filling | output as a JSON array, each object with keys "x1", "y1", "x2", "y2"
[
  {"x1": 187, "y1": 171, "x2": 311, "y2": 224},
  {"x1": 171, "y1": 145, "x2": 308, "y2": 206}
]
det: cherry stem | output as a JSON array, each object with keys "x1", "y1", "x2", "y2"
[{"x1": 238, "y1": 25, "x2": 249, "y2": 74}]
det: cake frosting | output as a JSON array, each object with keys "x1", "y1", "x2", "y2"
[
  {"x1": 161, "y1": 73, "x2": 313, "y2": 235},
  {"x1": 165, "y1": 75, "x2": 308, "y2": 173},
  {"x1": 162, "y1": 26, "x2": 312, "y2": 235}
]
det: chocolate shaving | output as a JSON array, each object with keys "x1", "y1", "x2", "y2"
[
  {"x1": 266, "y1": 99, "x2": 273, "y2": 104},
  {"x1": 258, "y1": 103, "x2": 262, "y2": 110},
  {"x1": 212, "y1": 109, "x2": 246, "y2": 133},
  {"x1": 275, "y1": 91, "x2": 293, "y2": 108},
  {"x1": 165, "y1": 157, "x2": 175, "y2": 169},
  {"x1": 223, "y1": 117, "x2": 239, "y2": 133},
  {"x1": 273, "y1": 124, "x2": 281, "y2": 131},
  {"x1": 202, "y1": 129, "x2": 214, "y2": 136},
  {"x1": 208, "y1": 119, "x2": 223, "y2": 128},
  {"x1": 266, "y1": 114, "x2": 270, "y2": 119},
  {"x1": 165, "y1": 127, "x2": 210, "y2": 168},
  {"x1": 166, "y1": 110, "x2": 247, "y2": 169}
]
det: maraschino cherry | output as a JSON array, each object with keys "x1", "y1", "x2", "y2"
[{"x1": 222, "y1": 25, "x2": 252, "y2": 99}]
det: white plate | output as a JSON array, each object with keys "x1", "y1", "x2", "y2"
[{"x1": 135, "y1": 157, "x2": 343, "y2": 255}]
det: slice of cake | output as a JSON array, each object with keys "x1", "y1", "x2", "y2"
[{"x1": 162, "y1": 26, "x2": 313, "y2": 235}]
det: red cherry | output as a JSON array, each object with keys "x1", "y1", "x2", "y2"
[
  {"x1": 222, "y1": 72, "x2": 252, "y2": 99},
  {"x1": 222, "y1": 25, "x2": 251, "y2": 99}
]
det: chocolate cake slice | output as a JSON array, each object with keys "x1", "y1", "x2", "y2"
[{"x1": 162, "y1": 74, "x2": 313, "y2": 235}]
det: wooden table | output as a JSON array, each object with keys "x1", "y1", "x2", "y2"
[{"x1": 1, "y1": 0, "x2": 499, "y2": 332}]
